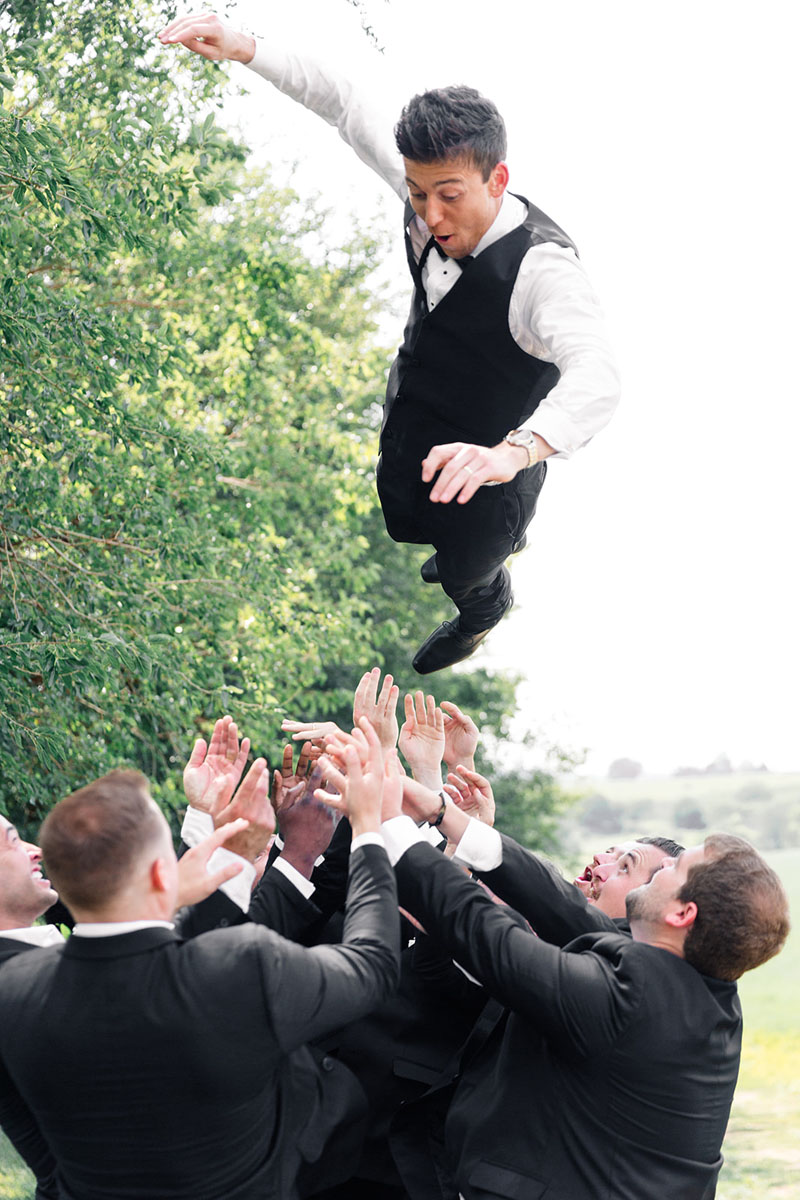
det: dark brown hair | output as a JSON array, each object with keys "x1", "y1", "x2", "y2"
[
  {"x1": 394, "y1": 86, "x2": 506, "y2": 180},
  {"x1": 678, "y1": 833, "x2": 790, "y2": 981},
  {"x1": 40, "y1": 770, "x2": 164, "y2": 913}
]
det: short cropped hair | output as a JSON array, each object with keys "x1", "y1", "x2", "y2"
[
  {"x1": 678, "y1": 833, "x2": 790, "y2": 981},
  {"x1": 394, "y1": 86, "x2": 506, "y2": 180},
  {"x1": 40, "y1": 770, "x2": 164, "y2": 913},
  {"x1": 637, "y1": 835, "x2": 684, "y2": 861}
]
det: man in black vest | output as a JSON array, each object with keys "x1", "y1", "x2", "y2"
[{"x1": 160, "y1": 14, "x2": 621, "y2": 673}]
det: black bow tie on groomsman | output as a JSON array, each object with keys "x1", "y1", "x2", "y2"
[{"x1": 420, "y1": 235, "x2": 474, "y2": 271}]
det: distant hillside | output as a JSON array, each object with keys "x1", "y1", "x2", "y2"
[{"x1": 555, "y1": 770, "x2": 800, "y2": 868}]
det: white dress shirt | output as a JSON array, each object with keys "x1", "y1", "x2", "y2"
[{"x1": 245, "y1": 41, "x2": 620, "y2": 458}]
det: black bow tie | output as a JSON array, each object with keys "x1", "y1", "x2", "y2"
[{"x1": 421, "y1": 236, "x2": 474, "y2": 270}]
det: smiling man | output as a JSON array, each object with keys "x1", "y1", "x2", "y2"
[
  {"x1": 0, "y1": 816, "x2": 61, "y2": 963},
  {"x1": 573, "y1": 835, "x2": 683, "y2": 917},
  {"x1": 159, "y1": 13, "x2": 621, "y2": 673}
]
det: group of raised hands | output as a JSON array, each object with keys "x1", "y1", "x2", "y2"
[
  {"x1": 282, "y1": 666, "x2": 496, "y2": 833},
  {"x1": 175, "y1": 669, "x2": 497, "y2": 906}
]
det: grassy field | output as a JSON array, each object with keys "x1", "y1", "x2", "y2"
[{"x1": 1, "y1": 849, "x2": 797, "y2": 1198}]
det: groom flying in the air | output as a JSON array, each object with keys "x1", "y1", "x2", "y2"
[{"x1": 160, "y1": 13, "x2": 620, "y2": 673}]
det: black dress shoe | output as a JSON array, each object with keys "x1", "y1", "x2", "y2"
[
  {"x1": 420, "y1": 553, "x2": 439, "y2": 583},
  {"x1": 412, "y1": 601, "x2": 512, "y2": 675}
]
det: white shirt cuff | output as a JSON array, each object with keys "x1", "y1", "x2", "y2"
[
  {"x1": 380, "y1": 815, "x2": 430, "y2": 867},
  {"x1": 180, "y1": 808, "x2": 256, "y2": 911},
  {"x1": 181, "y1": 806, "x2": 213, "y2": 848},
  {"x1": 272, "y1": 855, "x2": 316, "y2": 900},
  {"x1": 211, "y1": 848, "x2": 256, "y2": 912},
  {"x1": 351, "y1": 832, "x2": 385, "y2": 853},
  {"x1": 452, "y1": 819, "x2": 503, "y2": 872},
  {"x1": 422, "y1": 825, "x2": 446, "y2": 849}
]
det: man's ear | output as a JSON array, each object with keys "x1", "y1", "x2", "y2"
[
  {"x1": 489, "y1": 161, "x2": 509, "y2": 198},
  {"x1": 664, "y1": 899, "x2": 698, "y2": 931},
  {"x1": 150, "y1": 857, "x2": 171, "y2": 894}
]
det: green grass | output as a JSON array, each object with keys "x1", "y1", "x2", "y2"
[
  {"x1": 1, "y1": 851, "x2": 796, "y2": 1198},
  {"x1": 0, "y1": 1135, "x2": 34, "y2": 1200}
]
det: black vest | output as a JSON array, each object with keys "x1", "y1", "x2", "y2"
[{"x1": 384, "y1": 195, "x2": 577, "y2": 447}]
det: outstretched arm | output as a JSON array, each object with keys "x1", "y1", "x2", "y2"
[{"x1": 159, "y1": 11, "x2": 405, "y2": 198}]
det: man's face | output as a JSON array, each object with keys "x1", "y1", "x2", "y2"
[
  {"x1": 574, "y1": 841, "x2": 673, "y2": 918},
  {"x1": 404, "y1": 156, "x2": 507, "y2": 260},
  {"x1": 0, "y1": 816, "x2": 58, "y2": 928},
  {"x1": 626, "y1": 844, "x2": 707, "y2": 925}
]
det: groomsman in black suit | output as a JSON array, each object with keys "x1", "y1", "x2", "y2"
[
  {"x1": 370, "y1": 785, "x2": 790, "y2": 1200},
  {"x1": 0, "y1": 728, "x2": 400, "y2": 1200}
]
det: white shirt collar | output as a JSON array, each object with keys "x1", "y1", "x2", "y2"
[
  {"x1": 71, "y1": 920, "x2": 174, "y2": 938},
  {"x1": 0, "y1": 924, "x2": 66, "y2": 947},
  {"x1": 471, "y1": 192, "x2": 527, "y2": 257}
]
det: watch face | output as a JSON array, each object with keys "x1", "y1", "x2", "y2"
[{"x1": 509, "y1": 430, "x2": 534, "y2": 446}]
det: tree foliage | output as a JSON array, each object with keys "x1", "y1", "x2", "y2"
[{"x1": 0, "y1": 0, "x2": 570, "y2": 849}]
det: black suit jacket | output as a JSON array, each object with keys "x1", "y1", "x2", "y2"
[
  {"x1": 175, "y1": 854, "x2": 325, "y2": 942},
  {"x1": 0, "y1": 844, "x2": 399, "y2": 1200},
  {"x1": 478, "y1": 833, "x2": 629, "y2": 943},
  {"x1": 391, "y1": 842, "x2": 740, "y2": 1200}
]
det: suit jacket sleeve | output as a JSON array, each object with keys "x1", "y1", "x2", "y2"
[
  {"x1": 476, "y1": 834, "x2": 619, "y2": 946},
  {"x1": 261, "y1": 843, "x2": 401, "y2": 1051},
  {"x1": 0, "y1": 1057, "x2": 59, "y2": 1199},
  {"x1": 395, "y1": 842, "x2": 642, "y2": 1053}
]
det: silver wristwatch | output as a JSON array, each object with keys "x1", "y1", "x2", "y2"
[{"x1": 503, "y1": 428, "x2": 538, "y2": 469}]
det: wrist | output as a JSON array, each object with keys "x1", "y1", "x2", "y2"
[
  {"x1": 232, "y1": 33, "x2": 257, "y2": 63},
  {"x1": 279, "y1": 846, "x2": 318, "y2": 879},
  {"x1": 411, "y1": 765, "x2": 444, "y2": 792},
  {"x1": 429, "y1": 791, "x2": 450, "y2": 828},
  {"x1": 444, "y1": 756, "x2": 476, "y2": 776},
  {"x1": 350, "y1": 815, "x2": 382, "y2": 840},
  {"x1": 506, "y1": 443, "x2": 529, "y2": 472}
]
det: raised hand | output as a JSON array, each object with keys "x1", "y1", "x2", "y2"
[
  {"x1": 158, "y1": 12, "x2": 256, "y2": 64},
  {"x1": 280, "y1": 719, "x2": 342, "y2": 747},
  {"x1": 315, "y1": 718, "x2": 384, "y2": 837},
  {"x1": 353, "y1": 667, "x2": 400, "y2": 754},
  {"x1": 183, "y1": 716, "x2": 251, "y2": 819},
  {"x1": 399, "y1": 691, "x2": 445, "y2": 789},
  {"x1": 214, "y1": 757, "x2": 276, "y2": 863},
  {"x1": 175, "y1": 818, "x2": 249, "y2": 908},
  {"x1": 270, "y1": 741, "x2": 322, "y2": 807},
  {"x1": 273, "y1": 763, "x2": 338, "y2": 879},
  {"x1": 444, "y1": 765, "x2": 496, "y2": 827},
  {"x1": 441, "y1": 701, "x2": 479, "y2": 772}
]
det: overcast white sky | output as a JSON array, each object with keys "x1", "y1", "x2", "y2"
[{"x1": 201, "y1": 0, "x2": 798, "y2": 776}]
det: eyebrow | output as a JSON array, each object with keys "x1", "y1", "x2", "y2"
[{"x1": 405, "y1": 176, "x2": 465, "y2": 189}]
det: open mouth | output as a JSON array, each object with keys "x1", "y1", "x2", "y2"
[{"x1": 574, "y1": 865, "x2": 600, "y2": 901}]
